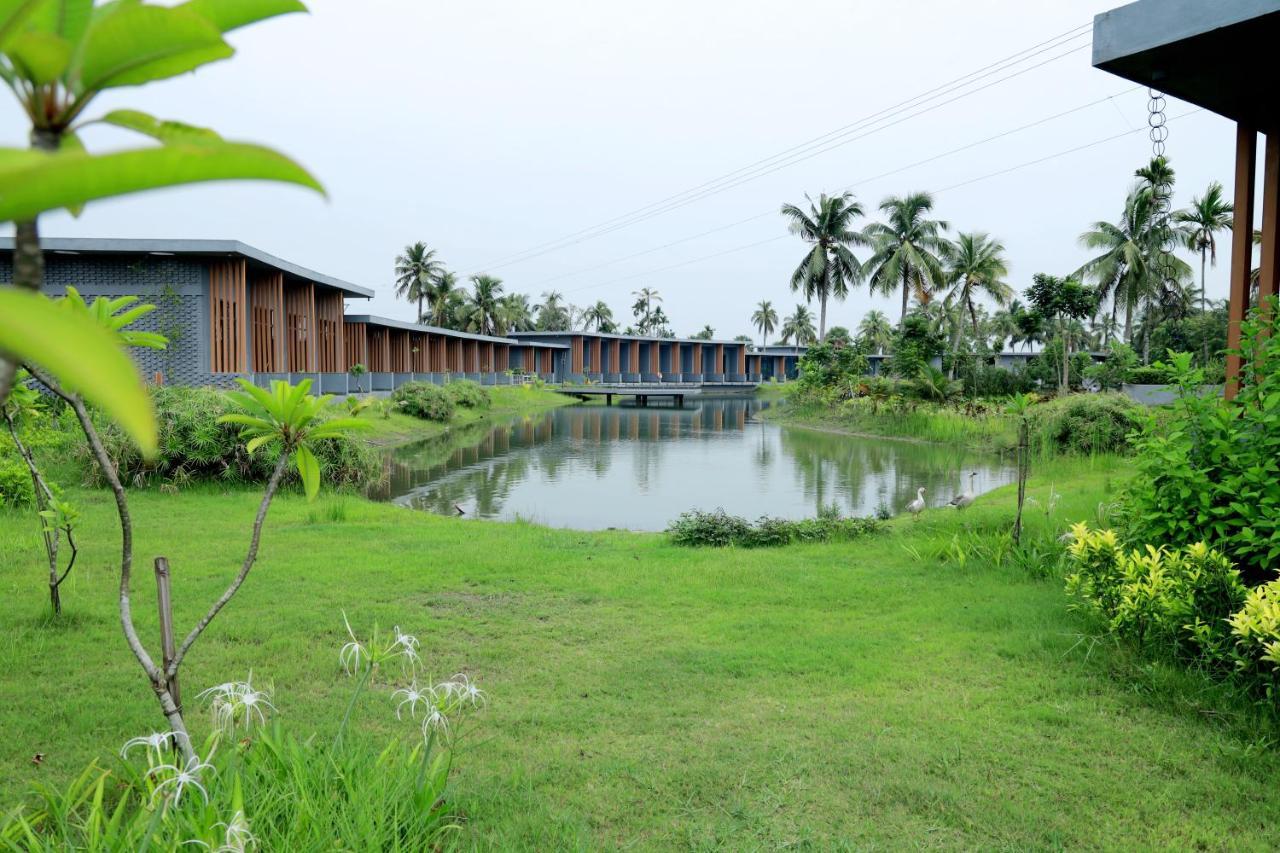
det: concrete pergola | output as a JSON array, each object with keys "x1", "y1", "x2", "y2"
[{"x1": 1092, "y1": 0, "x2": 1280, "y2": 397}]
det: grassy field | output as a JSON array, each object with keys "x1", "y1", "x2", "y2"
[
  {"x1": 770, "y1": 393, "x2": 1020, "y2": 451},
  {"x1": 355, "y1": 383, "x2": 575, "y2": 446},
  {"x1": 3, "y1": 452, "x2": 1278, "y2": 848}
]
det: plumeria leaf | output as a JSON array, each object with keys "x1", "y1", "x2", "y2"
[
  {"x1": 178, "y1": 0, "x2": 307, "y2": 34},
  {"x1": 99, "y1": 109, "x2": 222, "y2": 145},
  {"x1": 0, "y1": 289, "x2": 156, "y2": 455},
  {"x1": 0, "y1": 143, "x2": 323, "y2": 223},
  {"x1": 73, "y1": 3, "x2": 231, "y2": 92},
  {"x1": 294, "y1": 443, "x2": 319, "y2": 501},
  {"x1": 0, "y1": 0, "x2": 44, "y2": 47},
  {"x1": 6, "y1": 30, "x2": 72, "y2": 84}
]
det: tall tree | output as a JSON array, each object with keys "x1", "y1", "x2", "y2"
[
  {"x1": 536, "y1": 291, "x2": 572, "y2": 331},
  {"x1": 751, "y1": 300, "x2": 778, "y2": 347},
  {"x1": 861, "y1": 192, "x2": 950, "y2": 326},
  {"x1": 1175, "y1": 181, "x2": 1233, "y2": 313},
  {"x1": 463, "y1": 275, "x2": 504, "y2": 335},
  {"x1": 424, "y1": 271, "x2": 460, "y2": 327},
  {"x1": 1026, "y1": 274, "x2": 1095, "y2": 394},
  {"x1": 780, "y1": 192, "x2": 866, "y2": 342},
  {"x1": 856, "y1": 310, "x2": 894, "y2": 355},
  {"x1": 1077, "y1": 186, "x2": 1159, "y2": 345},
  {"x1": 497, "y1": 293, "x2": 535, "y2": 333},
  {"x1": 581, "y1": 301, "x2": 615, "y2": 332},
  {"x1": 780, "y1": 305, "x2": 817, "y2": 346},
  {"x1": 632, "y1": 287, "x2": 662, "y2": 334},
  {"x1": 393, "y1": 242, "x2": 445, "y2": 322},
  {"x1": 941, "y1": 232, "x2": 1014, "y2": 337}
]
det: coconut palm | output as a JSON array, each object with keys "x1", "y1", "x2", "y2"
[
  {"x1": 1077, "y1": 186, "x2": 1160, "y2": 344},
  {"x1": 780, "y1": 304, "x2": 817, "y2": 346},
  {"x1": 861, "y1": 192, "x2": 950, "y2": 326},
  {"x1": 941, "y1": 232, "x2": 1014, "y2": 337},
  {"x1": 780, "y1": 192, "x2": 866, "y2": 342},
  {"x1": 498, "y1": 293, "x2": 535, "y2": 333},
  {"x1": 632, "y1": 287, "x2": 662, "y2": 334},
  {"x1": 462, "y1": 275, "x2": 504, "y2": 336},
  {"x1": 1175, "y1": 181, "x2": 1233, "y2": 313},
  {"x1": 856, "y1": 310, "x2": 894, "y2": 355},
  {"x1": 536, "y1": 291, "x2": 572, "y2": 331},
  {"x1": 581, "y1": 301, "x2": 615, "y2": 332},
  {"x1": 424, "y1": 270, "x2": 460, "y2": 328},
  {"x1": 393, "y1": 242, "x2": 445, "y2": 322},
  {"x1": 751, "y1": 300, "x2": 778, "y2": 347}
]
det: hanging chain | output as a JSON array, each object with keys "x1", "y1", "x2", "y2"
[{"x1": 1147, "y1": 88, "x2": 1177, "y2": 297}]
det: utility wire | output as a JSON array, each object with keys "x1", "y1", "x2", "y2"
[
  {"x1": 467, "y1": 23, "x2": 1093, "y2": 274},
  {"x1": 529, "y1": 86, "x2": 1142, "y2": 289},
  {"x1": 561, "y1": 108, "x2": 1204, "y2": 295}
]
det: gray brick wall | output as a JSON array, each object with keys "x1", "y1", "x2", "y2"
[{"x1": 0, "y1": 253, "x2": 237, "y2": 387}]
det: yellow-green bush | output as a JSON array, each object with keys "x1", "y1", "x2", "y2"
[{"x1": 1229, "y1": 581, "x2": 1280, "y2": 699}]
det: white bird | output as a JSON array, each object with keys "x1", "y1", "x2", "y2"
[
  {"x1": 948, "y1": 472, "x2": 978, "y2": 510},
  {"x1": 906, "y1": 487, "x2": 926, "y2": 520}
]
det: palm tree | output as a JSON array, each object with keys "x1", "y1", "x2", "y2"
[
  {"x1": 632, "y1": 287, "x2": 662, "y2": 334},
  {"x1": 780, "y1": 192, "x2": 866, "y2": 342},
  {"x1": 497, "y1": 293, "x2": 535, "y2": 333},
  {"x1": 1175, "y1": 181, "x2": 1233, "y2": 313},
  {"x1": 463, "y1": 274, "x2": 504, "y2": 336},
  {"x1": 424, "y1": 270, "x2": 460, "y2": 327},
  {"x1": 536, "y1": 290, "x2": 572, "y2": 331},
  {"x1": 861, "y1": 192, "x2": 950, "y2": 326},
  {"x1": 941, "y1": 232, "x2": 1014, "y2": 337},
  {"x1": 581, "y1": 300, "x2": 615, "y2": 332},
  {"x1": 780, "y1": 304, "x2": 817, "y2": 346},
  {"x1": 856, "y1": 310, "x2": 893, "y2": 355},
  {"x1": 751, "y1": 300, "x2": 778, "y2": 348},
  {"x1": 393, "y1": 242, "x2": 445, "y2": 322},
  {"x1": 1077, "y1": 186, "x2": 1159, "y2": 344}
]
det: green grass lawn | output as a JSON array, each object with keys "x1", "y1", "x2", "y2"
[
  {"x1": 2, "y1": 456, "x2": 1278, "y2": 848},
  {"x1": 355, "y1": 383, "x2": 575, "y2": 446}
]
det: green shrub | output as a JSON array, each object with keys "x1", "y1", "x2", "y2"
[
  {"x1": 444, "y1": 380, "x2": 490, "y2": 409},
  {"x1": 667, "y1": 508, "x2": 880, "y2": 548},
  {"x1": 0, "y1": 455, "x2": 32, "y2": 506},
  {"x1": 391, "y1": 381, "x2": 455, "y2": 422},
  {"x1": 1125, "y1": 364, "x2": 1171, "y2": 385},
  {"x1": 1123, "y1": 326, "x2": 1280, "y2": 584},
  {"x1": 795, "y1": 343, "x2": 870, "y2": 394},
  {"x1": 87, "y1": 386, "x2": 379, "y2": 492},
  {"x1": 1065, "y1": 526, "x2": 1246, "y2": 663},
  {"x1": 1085, "y1": 342, "x2": 1138, "y2": 391},
  {"x1": 1229, "y1": 581, "x2": 1280, "y2": 699},
  {"x1": 1028, "y1": 393, "x2": 1145, "y2": 455}
]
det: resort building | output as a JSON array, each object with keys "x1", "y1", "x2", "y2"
[
  {"x1": 508, "y1": 331, "x2": 754, "y2": 385},
  {"x1": 745, "y1": 345, "x2": 806, "y2": 382},
  {"x1": 0, "y1": 238, "x2": 566, "y2": 392}
]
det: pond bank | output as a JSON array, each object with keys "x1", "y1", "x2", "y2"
[
  {"x1": 356, "y1": 384, "x2": 578, "y2": 447},
  {"x1": 762, "y1": 393, "x2": 1019, "y2": 451}
]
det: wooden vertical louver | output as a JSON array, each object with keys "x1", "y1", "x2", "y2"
[
  {"x1": 315, "y1": 291, "x2": 345, "y2": 372},
  {"x1": 209, "y1": 260, "x2": 247, "y2": 373},
  {"x1": 285, "y1": 282, "x2": 316, "y2": 371},
  {"x1": 344, "y1": 322, "x2": 367, "y2": 369},
  {"x1": 248, "y1": 270, "x2": 284, "y2": 373}
]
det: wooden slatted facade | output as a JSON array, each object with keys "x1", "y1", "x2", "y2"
[
  {"x1": 344, "y1": 322, "x2": 368, "y2": 369},
  {"x1": 285, "y1": 282, "x2": 316, "y2": 372},
  {"x1": 248, "y1": 270, "x2": 284, "y2": 373},
  {"x1": 315, "y1": 291, "x2": 345, "y2": 373},
  {"x1": 209, "y1": 260, "x2": 247, "y2": 373}
]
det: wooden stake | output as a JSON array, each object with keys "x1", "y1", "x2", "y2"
[{"x1": 154, "y1": 557, "x2": 181, "y2": 713}]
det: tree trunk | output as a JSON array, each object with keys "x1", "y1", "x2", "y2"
[
  {"x1": 1200, "y1": 248, "x2": 1210, "y2": 365},
  {"x1": 1061, "y1": 320, "x2": 1070, "y2": 395},
  {"x1": 1123, "y1": 295, "x2": 1134, "y2": 346},
  {"x1": 1013, "y1": 419, "x2": 1028, "y2": 545},
  {"x1": 900, "y1": 266, "x2": 910, "y2": 326},
  {"x1": 818, "y1": 292, "x2": 827, "y2": 343},
  {"x1": 5, "y1": 412, "x2": 61, "y2": 615}
]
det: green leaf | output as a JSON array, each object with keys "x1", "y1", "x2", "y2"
[
  {"x1": 0, "y1": 288, "x2": 156, "y2": 456},
  {"x1": 98, "y1": 109, "x2": 222, "y2": 145},
  {"x1": 24, "y1": 0, "x2": 92, "y2": 44},
  {"x1": 178, "y1": 0, "x2": 306, "y2": 33},
  {"x1": 0, "y1": 0, "x2": 44, "y2": 48},
  {"x1": 73, "y1": 3, "x2": 231, "y2": 92},
  {"x1": 0, "y1": 143, "x2": 323, "y2": 223},
  {"x1": 5, "y1": 30, "x2": 71, "y2": 83},
  {"x1": 244, "y1": 433, "x2": 274, "y2": 455},
  {"x1": 294, "y1": 443, "x2": 319, "y2": 501}
]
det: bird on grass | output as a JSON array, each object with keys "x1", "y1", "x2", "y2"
[
  {"x1": 906, "y1": 487, "x2": 926, "y2": 520},
  {"x1": 948, "y1": 472, "x2": 978, "y2": 510}
]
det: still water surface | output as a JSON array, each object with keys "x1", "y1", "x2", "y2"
[{"x1": 374, "y1": 398, "x2": 1016, "y2": 531}]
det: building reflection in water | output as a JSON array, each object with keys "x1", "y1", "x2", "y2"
[{"x1": 373, "y1": 398, "x2": 1014, "y2": 531}]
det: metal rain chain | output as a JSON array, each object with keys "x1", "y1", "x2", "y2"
[{"x1": 1147, "y1": 88, "x2": 1178, "y2": 299}]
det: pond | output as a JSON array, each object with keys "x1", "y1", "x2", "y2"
[{"x1": 372, "y1": 397, "x2": 1017, "y2": 531}]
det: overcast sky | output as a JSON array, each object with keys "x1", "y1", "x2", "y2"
[{"x1": 2, "y1": 0, "x2": 1255, "y2": 338}]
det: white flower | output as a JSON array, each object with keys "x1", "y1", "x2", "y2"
[
  {"x1": 446, "y1": 673, "x2": 486, "y2": 709},
  {"x1": 151, "y1": 754, "x2": 214, "y2": 807},
  {"x1": 339, "y1": 611, "x2": 368, "y2": 676},
  {"x1": 120, "y1": 731, "x2": 182, "y2": 760},
  {"x1": 198, "y1": 676, "x2": 276, "y2": 733},
  {"x1": 392, "y1": 626, "x2": 421, "y2": 665},
  {"x1": 420, "y1": 705, "x2": 450, "y2": 737},
  {"x1": 392, "y1": 682, "x2": 431, "y2": 720},
  {"x1": 215, "y1": 810, "x2": 256, "y2": 852}
]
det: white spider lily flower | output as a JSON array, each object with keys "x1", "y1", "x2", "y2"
[
  {"x1": 214, "y1": 810, "x2": 257, "y2": 853},
  {"x1": 392, "y1": 626, "x2": 421, "y2": 664},
  {"x1": 392, "y1": 682, "x2": 431, "y2": 720},
  {"x1": 339, "y1": 611, "x2": 369, "y2": 676},
  {"x1": 199, "y1": 677, "x2": 276, "y2": 733},
  {"x1": 448, "y1": 674, "x2": 487, "y2": 709},
  {"x1": 120, "y1": 731, "x2": 182, "y2": 760},
  {"x1": 151, "y1": 755, "x2": 215, "y2": 807},
  {"x1": 420, "y1": 705, "x2": 450, "y2": 737}
]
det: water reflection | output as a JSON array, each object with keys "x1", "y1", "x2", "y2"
[{"x1": 373, "y1": 398, "x2": 1015, "y2": 531}]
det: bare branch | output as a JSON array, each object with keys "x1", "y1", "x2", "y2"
[{"x1": 170, "y1": 452, "x2": 291, "y2": 677}]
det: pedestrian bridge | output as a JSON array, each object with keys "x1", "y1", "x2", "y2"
[{"x1": 557, "y1": 380, "x2": 758, "y2": 406}]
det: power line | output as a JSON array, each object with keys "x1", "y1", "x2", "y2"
[
  {"x1": 530, "y1": 85, "x2": 1141, "y2": 288},
  {"x1": 467, "y1": 23, "x2": 1093, "y2": 274},
  {"x1": 561, "y1": 108, "x2": 1204, "y2": 297}
]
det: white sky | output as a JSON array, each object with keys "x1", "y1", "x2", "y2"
[{"x1": 2, "y1": 0, "x2": 1256, "y2": 338}]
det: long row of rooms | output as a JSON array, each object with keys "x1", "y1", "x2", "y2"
[{"x1": 0, "y1": 239, "x2": 797, "y2": 392}]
